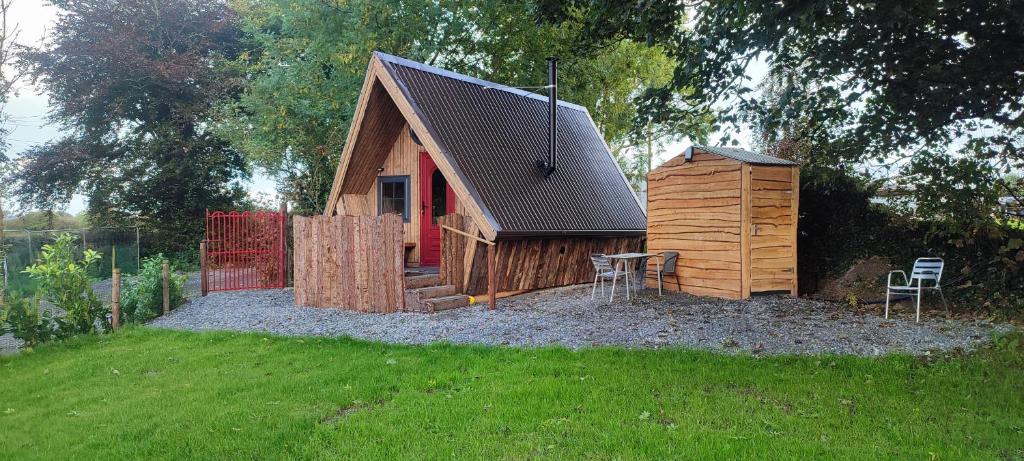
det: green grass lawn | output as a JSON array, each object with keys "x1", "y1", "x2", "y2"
[{"x1": 1, "y1": 328, "x2": 1022, "y2": 460}]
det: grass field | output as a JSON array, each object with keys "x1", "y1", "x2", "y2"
[{"x1": 1, "y1": 328, "x2": 1021, "y2": 460}]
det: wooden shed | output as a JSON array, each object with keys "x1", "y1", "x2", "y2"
[{"x1": 646, "y1": 145, "x2": 799, "y2": 299}]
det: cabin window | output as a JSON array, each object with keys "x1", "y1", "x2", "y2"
[{"x1": 377, "y1": 176, "x2": 410, "y2": 222}]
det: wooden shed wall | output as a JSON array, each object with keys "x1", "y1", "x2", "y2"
[{"x1": 646, "y1": 152, "x2": 743, "y2": 298}]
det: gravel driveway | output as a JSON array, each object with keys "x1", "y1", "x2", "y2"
[{"x1": 148, "y1": 285, "x2": 1014, "y2": 356}]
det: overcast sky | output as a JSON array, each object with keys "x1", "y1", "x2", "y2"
[{"x1": 5, "y1": 2, "x2": 758, "y2": 215}]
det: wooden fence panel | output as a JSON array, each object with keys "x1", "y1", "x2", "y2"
[{"x1": 292, "y1": 214, "x2": 405, "y2": 311}]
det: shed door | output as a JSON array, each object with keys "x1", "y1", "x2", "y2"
[
  {"x1": 419, "y1": 151, "x2": 456, "y2": 266},
  {"x1": 748, "y1": 166, "x2": 798, "y2": 295}
]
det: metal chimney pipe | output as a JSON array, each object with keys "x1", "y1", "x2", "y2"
[{"x1": 546, "y1": 56, "x2": 557, "y2": 176}]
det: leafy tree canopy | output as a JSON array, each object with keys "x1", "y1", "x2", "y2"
[
  {"x1": 218, "y1": 0, "x2": 711, "y2": 213},
  {"x1": 14, "y1": 0, "x2": 251, "y2": 253},
  {"x1": 541, "y1": 1, "x2": 1023, "y2": 158}
]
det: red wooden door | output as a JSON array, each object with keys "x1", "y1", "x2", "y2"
[{"x1": 419, "y1": 151, "x2": 456, "y2": 266}]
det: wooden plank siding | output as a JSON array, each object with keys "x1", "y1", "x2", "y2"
[
  {"x1": 292, "y1": 214, "x2": 405, "y2": 311},
  {"x1": 647, "y1": 153, "x2": 743, "y2": 298},
  {"x1": 362, "y1": 124, "x2": 422, "y2": 265},
  {"x1": 748, "y1": 165, "x2": 798, "y2": 294},
  {"x1": 646, "y1": 151, "x2": 799, "y2": 299}
]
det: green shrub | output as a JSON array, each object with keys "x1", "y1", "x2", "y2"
[
  {"x1": 22, "y1": 233, "x2": 109, "y2": 336},
  {"x1": 0, "y1": 294, "x2": 57, "y2": 347},
  {"x1": 122, "y1": 254, "x2": 187, "y2": 323},
  {"x1": 799, "y1": 166, "x2": 1024, "y2": 317}
]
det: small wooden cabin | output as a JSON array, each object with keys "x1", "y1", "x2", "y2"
[
  {"x1": 324, "y1": 52, "x2": 646, "y2": 298},
  {"x1": 646, "y1": 145, "x2": 799, "y2": 299}
]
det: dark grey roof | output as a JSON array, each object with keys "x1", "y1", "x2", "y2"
[
  {"x1": 688, "y1": 144, "x2": 798, "y2": 166},
  {"x1": 376, "y1": 52, "x2": 646, "y2": 237}
]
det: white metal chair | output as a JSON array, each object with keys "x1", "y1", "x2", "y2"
[
  {"x1": 590, "y1": 254, "x2": 625, "y2": 299},
  {"x1": 885, "y1": 257, "x2": 949, "y2": 322}
]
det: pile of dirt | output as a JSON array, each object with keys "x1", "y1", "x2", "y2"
[{"x1": 813, "y1": 256, "x2": 893, "y2": 304}]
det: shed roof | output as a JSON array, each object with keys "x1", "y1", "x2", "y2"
[
  {"x1": 686, "y1": 144, "x2": 798, "y2": 166},
  {"x1": 374, "y1": 52, "x2": 646, "y2": 237}
]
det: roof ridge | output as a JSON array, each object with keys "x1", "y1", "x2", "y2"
[
  {"x1": 373, "y1": 51, "x2": 589, "y2": 113},
  {"x1": 687, "y1": 144, "x2": 798, "y2": 166}
]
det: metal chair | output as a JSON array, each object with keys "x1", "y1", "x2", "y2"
[
  {"x1": 590, "y1": 254, "x2": 624, "y2": 299},
  {"x1": 885, "y1": 257, "x2": 949, "y2": 322},
  {"x1": 636, "y1": 251, "x2": 679, "y2": 295}
]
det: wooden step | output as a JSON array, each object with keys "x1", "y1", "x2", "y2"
[
  {"x1": 411, "y1": 284, "x2": 456, "y2": 300},
  {"x1": 405, "y1": 274, "x2": 441, "y2": 289},
  {"x1": 423, "y1": 295, "x2": 471, "y2": 312}
]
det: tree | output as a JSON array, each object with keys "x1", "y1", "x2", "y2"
[
  {"x1": 218, "y1": 0, "x2": 710, "y2": 212},
  {"x1": 14, "y1": 0, "x2": 250, "y2": 254},
  {"x1": 0, "y1": 0, "x2": 23, "y2": 302},
  {"x1": 539, "y1": 0, "x2": 1024, "y2": 202}
]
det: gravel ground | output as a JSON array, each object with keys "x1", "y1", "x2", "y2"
[{"x1": 148, "y1": 285, "x2": 1015, "y2": 356}]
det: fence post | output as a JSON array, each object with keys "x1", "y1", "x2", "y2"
[
  {"x1": 162, "y1": 260, "x2": 170, "y2": 315},
  {"x1": 487, "y1": 244, "x2": 496, "y2": 310},
  {"x1": 279, "y1": 201, "x2": 288, "y2": 288},
  {"x1": 199, "y1": 242, "x2": 208, "y2": 297},
  {"x1": 111, "y1": 268, "x2": 121, "y2": 330}
]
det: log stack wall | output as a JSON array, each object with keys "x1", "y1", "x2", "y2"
[
  {"x1": 465, "y1": 236, "x2": 643, "y2": 296},
  {"x1": 438, "y1": 214, "x2": 643, "y2": 296}
]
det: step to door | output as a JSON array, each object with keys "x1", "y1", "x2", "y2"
[
  {"x1": 405, "y1": 274, "x2": 441, "y2": 289},
  {"x1": 423, "y1": 295, "x2": 471, "y2": 313},
  {"x1": 410, "y1": 284, "x2": 456, "y2": 300}
]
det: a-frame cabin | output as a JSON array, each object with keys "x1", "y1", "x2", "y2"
[{"x1": 325, "y1": 52, "x2": 646, "y2": 297}]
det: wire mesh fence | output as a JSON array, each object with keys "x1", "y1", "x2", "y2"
[{"x1": 1, "y1": 227, "x2": 141, "y2": 295}]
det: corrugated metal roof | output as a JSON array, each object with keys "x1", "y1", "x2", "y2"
[
  {"x1": 690, "y1": 144, "x2": 798, "y2": 166},
  {"x1": 377, "y1": 52, "x2": 646, "y2": 236}
]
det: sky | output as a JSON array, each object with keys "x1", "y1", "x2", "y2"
[
  {"x1": 4, "y1": 1, "x2": 761, "y2": 216},
  {"x1": 4, "y1": 1, "x2": 278, "y2": 215}
]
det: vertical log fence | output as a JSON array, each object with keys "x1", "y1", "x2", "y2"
[
  {"x1": 438, "y1": 213, "x2": 496, "y2": 310},
  {"x1": 199, "y1": 242, "x2": 208, "y2": 296},
  {"x1": 292, "y1": 214, "x2": 405, "y2": 312}
]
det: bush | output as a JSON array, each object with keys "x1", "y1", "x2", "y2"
[
  {"x1": 122, "y1": 254, "x2": 187, "y2": 323},
  {"x1": 797, "y1": 164, "x2": 892, "y2": 294},
  {"x1": 798, "y1": 166, "x2": 1024, "y2": 317},
  {"x1": 0, "y1": 294, "x2": 57, "y2": 347},
  {"x1": 22, "y1": 233, "x2": 109, "y2": 336}
]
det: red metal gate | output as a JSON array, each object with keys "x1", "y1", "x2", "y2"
[{"x1": 203, "y1": 208, "x2": 287, "y2": 293}]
